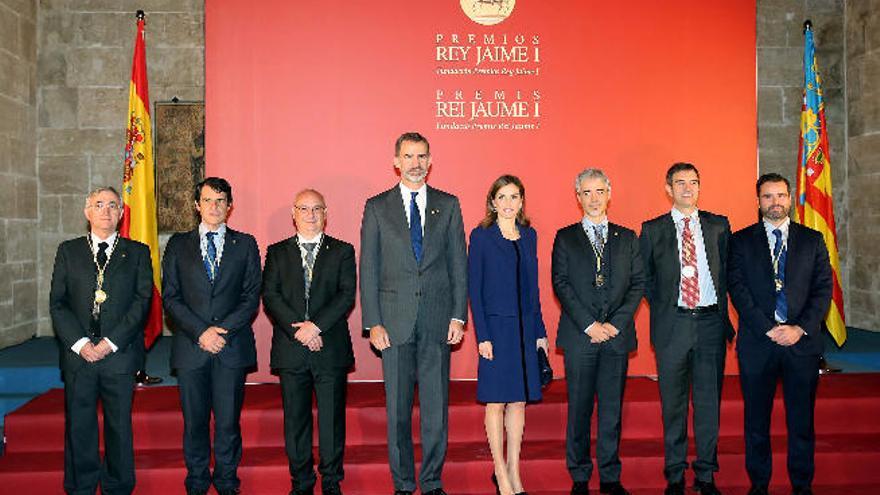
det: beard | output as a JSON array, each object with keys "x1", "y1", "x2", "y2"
[
  {"x1": 404, "y1": 168, "x2": 427, "y2": 183},
  {"x1": 762, "y1": 204, "x2": 790, "y2": 221}
]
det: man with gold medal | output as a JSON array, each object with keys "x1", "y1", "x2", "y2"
[
  {"x1": 552, "y1": 168, "x2": 645, "y2": 495},
  {"x1": 50, "y1": 186, "x2": 154, "y2": 495}
]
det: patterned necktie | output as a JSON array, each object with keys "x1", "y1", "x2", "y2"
[
  {"x1": 97, "y1": 242, "x2": 108, "y2": 267},
  {"x1": 204, "y1": 231, "x2": 217, "y2": 282},
  {"x1": 592, "y1": 225, "x2": 605, "y2": 258},
  {"x1": 302, "y1": 242, "x2": 317, "y2": 294},
  {"x1": 773, "y1": 229, "x2": 788, "y2": 322},
  {"x1": 680, "y1": 217, "x2": 700, "y2": 309},
  {"x1": 409, "y1": 191, "x2": 423, "y2": 263}
]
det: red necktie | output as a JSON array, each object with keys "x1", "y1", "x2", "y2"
[{"x1": 680, "y1": 218, "x2": 700, "y2": 309}]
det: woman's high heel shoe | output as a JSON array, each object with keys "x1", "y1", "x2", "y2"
[{"x1": 491, "y1": 474, "x2": 501, "y2": 495}]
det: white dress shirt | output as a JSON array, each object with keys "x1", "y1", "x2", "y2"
[
  {"x1": 71, "y1": 231, "x2": 120, "y2": 355},
  {"x1": 671, "y1": 208, "x2": 718, "y2": 307},
  {"x1": 399, "y1": 182, "x2": 427, "y2": 233}
]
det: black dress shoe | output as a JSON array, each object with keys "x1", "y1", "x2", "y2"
[
  {"x1": 791, "y1": 487, "x2": 813, "y2": 495},
  {"x1": 491, "y1": 474, "x2": 501, "y2": 495},
  {"x1": 665, "y1": 482, "x2": 685, "y2": 495},
  {"x1": 288, "y1": 488, "x2": 314, "y2": 495},
  {"x1": 186, "y1": 490, "x2": 207, "y2": 495},
  {"x1": 322, "y1": 486, "x2": 342, "y2": 495},
  {"x1": 136, "y1": 370, "x2": 163, "y2": 385},
  {"x1": 217, "y1": 489, "x2": 241, "y2": 495},
  {"x1": 422, "y1": 490, "x2": 447, "y2": 495},
  {"x1": 693, "y1": 480, "x2": 721, "y2": 495},
  {"x1": 747, "y1": 486, "x2": 768, "y2": 495},
  {"x1": 571, "y1": 481, "x2": 590, "y2": 495},
  {"x1": 600, "y1": 481, "x2": 631, "y2": 495},
  {"x1": 393, "y1": 491, "x2": 412, "y2": 495}
]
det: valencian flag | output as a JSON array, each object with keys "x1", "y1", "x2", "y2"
[
  {"x1": 795, "y1": 21, "x2": 846, "y2": 346},
  {"x1": 121, "y1": 11, "x2": 162, "y2": 347}
]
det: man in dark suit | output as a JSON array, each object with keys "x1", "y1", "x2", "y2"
[
  {"x1": 263, "y1": 189, "x2": 356, "y2": 495},
  {"x1": 552, "y1": 169, "x2": 644, "y2": 495},
  {"x1": 728, "y1": 173, "x2": 831, "y2": 495},
  {"x1": 639, "y1": 163, "x2": 734, "y2": 495},
  {"x1": 360, "y1": 132, "x2": 468, "y2": 495},
  {"x1": 50, "y1": 186, "x2": 153, "y2": 495},
  {"x1": 162, "y1": 177, "x2": 262, "y2": 495}
]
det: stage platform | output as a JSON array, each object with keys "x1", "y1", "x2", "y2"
[{"x1": 0, "y1": 373, "x2": 879, "y2": 493}]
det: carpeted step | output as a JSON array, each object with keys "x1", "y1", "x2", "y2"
[
  {"x1": 5, "y1": 374, "x2": 880, "y2": 454},
  {"x1": 2, "y1": 433, "x2": 880, "y2": 494}
]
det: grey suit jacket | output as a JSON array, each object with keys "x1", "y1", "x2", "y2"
[
  {"x1": 639, "y1": 210, "x2": 734, "y2": 350},
  {"x1": 359, "y1": 185, "x2": 468, "y2": 345}
]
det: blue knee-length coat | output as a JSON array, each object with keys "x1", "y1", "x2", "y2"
[{"x1": 468, "y1": 223, "x2": 547, "y2": 403}]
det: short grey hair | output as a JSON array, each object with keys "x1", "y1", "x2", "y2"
[
  {"x1": 84, "y1": 186, "x2": 122, "y2": 207},
  {"x1": 574, "y1": 168, "x2": 611, "y2": 192}
]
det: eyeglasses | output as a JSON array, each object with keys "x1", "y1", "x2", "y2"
[
  {"x1": 90, "y1": 201, "x2": 121, "y2": 211},
  {"x1": 294, "y1": 205, "x2": 326, "y2": 215}
]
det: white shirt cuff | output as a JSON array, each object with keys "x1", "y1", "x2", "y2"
[
  {"x1": 71, "y1": 337, "x2": 90, "y2": 354},
  {"x1": 451, "y1": 318, "x2": 465, "y2": 325},
  {"x1": 103, "y1": 338, "x2": 118, "y2": 352}
]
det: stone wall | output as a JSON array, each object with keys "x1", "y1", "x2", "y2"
[
  {"x1": 845, "y1": 0, "x2": 880, "y2": 330},
  {"x1": 0, "y1": 0, "x2": 38, "y2": 347},
  {"x1": 35, "y1": 0, "x2": 204, "y2": 336}
]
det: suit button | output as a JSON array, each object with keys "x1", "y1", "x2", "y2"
[
  {"x1": 212, "y1": 317, "x2": 219, "y2": 322},
  {"x1": 415, "y1": 291, "x2": 421, "y2": 297}
]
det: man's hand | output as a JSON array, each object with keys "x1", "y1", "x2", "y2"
[
  {"x1": 292, "y1": 321, "x2": 321, "y2": 346},
  {"x1": 93, "y1": 340, "x2": 113, "y2": 359},
  {"x1": 766, "y1": 324, "x2": 805, "y2": 346},
  {"x1": 79, "y1": 342, "x2": 103, "y2": 363},
  {"x1": 586, "y1": 322, "x2": 612, "y2": 344},
  {"x1": 601, "y1": 323, "x2": 620, "y2": 339},
  {"x1": 478, "y1": 341, "x2": 494, "y2": 360},
  {"x1": 306, "y1": 335, "x2": 323, "y2": 352},
  {"x1": 369, "y1": 325, "x2": 391, "y2": 351},
  {"x1": 447, "y1": 320, "x2": 464, "y2": 345},
  {"x1": 536, "y1": 337, "x2": 549, "y2": 353},
  {"x1": 199, "y1": 326, "x2": 228, "y2": 354}
]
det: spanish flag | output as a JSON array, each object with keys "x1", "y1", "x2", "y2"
[
  {"x1": 121, "y1": 11, "x2": 162, "y2": 347},
  {"x1": 795, "y1": 21, "x2": 846, "y2": 346}
]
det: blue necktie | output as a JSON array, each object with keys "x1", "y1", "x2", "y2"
[
  {"x1": 204, "y1": 231, "x2": 218, "y2": 282},
  {"x1": 773, "y1": 229, "x2": 788, "y2": 322},
  {"x1": 409, "y1": 191, "x2": 423, "y2": 263}
]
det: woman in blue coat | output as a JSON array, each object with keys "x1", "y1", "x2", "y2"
[{"x1": 468, "y1": 175, "x2": 549, "y2": 495}]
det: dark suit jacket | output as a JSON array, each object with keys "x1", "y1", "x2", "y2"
[
  {"x1": 359, "y1": 185, "x2": 468, "y2": 344},
  {"x1": 262, "y1": 234, "x2": 356, "y2": 370},
  {"x1": 639, "y1": 210, "x2": 734, "y2": 349},
  {"x1": 163, "y1": 227, "x2": 261, "y2": 370},
  {"x1": 468, "y1": 223, "x2": 547, "y2": 344},
  {"x1": 50, "y1": 236, "x2": 153, "y2": 375},
  {"x1": 728, "y1": 221, "x2": 832, "y2": 356},
  {"x1": 552, "y1": 222, "x2": 645, "y2": 354}
]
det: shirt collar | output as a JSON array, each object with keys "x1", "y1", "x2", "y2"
[
  {"x1": 297, "y1": 231, "x2": 324, "y2": 245},
  {"x1": 763, "y1": 217, "x2": 790, "y2": 236},
  {"x1": 671, "y1": 207, "x2": 699, "y2": 224},
  {"x1": 581, "y1": 216, "x2": 608, "y2": 229},
  {"x1": 199, "y1": 222, "x2": 227, "y2": 238},
  {"x1": 399, "y1": 182, "x2": 427, "y2": 197},
  {"x1": 90, "y1": 231, "x2": 117, "y2": 246}
]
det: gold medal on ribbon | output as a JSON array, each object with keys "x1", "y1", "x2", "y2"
[
  {"x1": 595, "y1": 274, "x2": 605, "y2": 288},
  {"x1": 775, "y1": 278, "x2": 783, "y2": 292},
  {"x1": 682, "y1": 265, "x2": 696, "y2": 278},
  {"x1": 94, "y1": 289, "x2": 108, "y2": 304}
]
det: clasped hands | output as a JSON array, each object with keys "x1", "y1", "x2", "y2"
[
  {"x1": 79, "y1": 340, "x2": 113, "y2": 362},
  {"x1": 766, "y1": 324, "x2": 805, "y2": 346},
  {"x1": 370, "y1": 320, "x2": 464, "y2": 351},
  {"x1": 478, "y1": 337, "x2": 548, "y2": 361},
  {"x1": 199, "y1": 326, "x2": 228, "y2": 354},
  {"x1": 292, "y1": 321, "x2": 323, "y2": 352},
  {"x1": 586, "y1": 321, "x2": 620, "y2": 344}
]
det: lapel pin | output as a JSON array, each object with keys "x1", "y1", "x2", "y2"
[{"x1": 431, "y1": 209, "x2": 439, "y2": 215}]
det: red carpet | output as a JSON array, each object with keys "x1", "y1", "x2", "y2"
[{"x1": 1, "y1": 374, "x2": 879, "y2": 493}]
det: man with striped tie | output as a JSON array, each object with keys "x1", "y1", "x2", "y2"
[
  {"x1": 163, "y1": 177, "x2": 262, "y2": 495},
  {"x1": 640, "y1": 163, "x2": 734, "y2": 495},
  {"x1": 727, "y1": 174, "x2": 831, "y2": 495}
]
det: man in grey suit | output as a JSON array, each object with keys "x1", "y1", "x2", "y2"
[
  {"x1": 639, "y1": 163, "x2": 734, "y2": 495},
  {"x1": 360, "y1": 132, "x2": 468, "y2": 495}
]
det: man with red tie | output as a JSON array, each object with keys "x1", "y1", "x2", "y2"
[{"x1": 639, "y1": 163, "x2": 734, "y2": 495}]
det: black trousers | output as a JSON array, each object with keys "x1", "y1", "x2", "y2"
[
  {"x1": 63, "y1": 364, "x2": 136, "y2": 495},
  {"x1": 177, "y1": 357, "x2": 247, "y2": 493},
  {"x1": 563, "y1": 342, "x2": 629, "y2": 484},
  {"x1": 739, "y1": 345, "x2": 819, "y2": 488},
  {"x1": 279, "y1": 364, "x2": 348, "y2": 492},
  {"x1": 655, "y1": 311, "x2": 726, "y2": 484}
]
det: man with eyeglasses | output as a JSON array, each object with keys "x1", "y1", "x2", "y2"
[
  {"x1": 262, "y1": 189, "x2": 356, "y2": 495},
  {"x1": 162, "y1": 177, "x2": 261, "y2": 495},
  {"x1": 360, "y1": 132, "x2": 468, "y2": 495},
  {"x1": 50, "y1": 186, "x2": 154, "y2": 494}
]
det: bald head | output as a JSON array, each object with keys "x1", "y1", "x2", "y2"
[{"x1": 292, "y1": 189, "x2": 327, "y2": 238}]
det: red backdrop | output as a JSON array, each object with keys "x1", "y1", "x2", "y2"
[{"x1": 205, "y1": 0, "x2": 757, "y2": 382}]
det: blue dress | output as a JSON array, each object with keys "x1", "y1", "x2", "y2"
[{"x1": 468, "y1": 223, "x2": 547, "y2": 403}]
